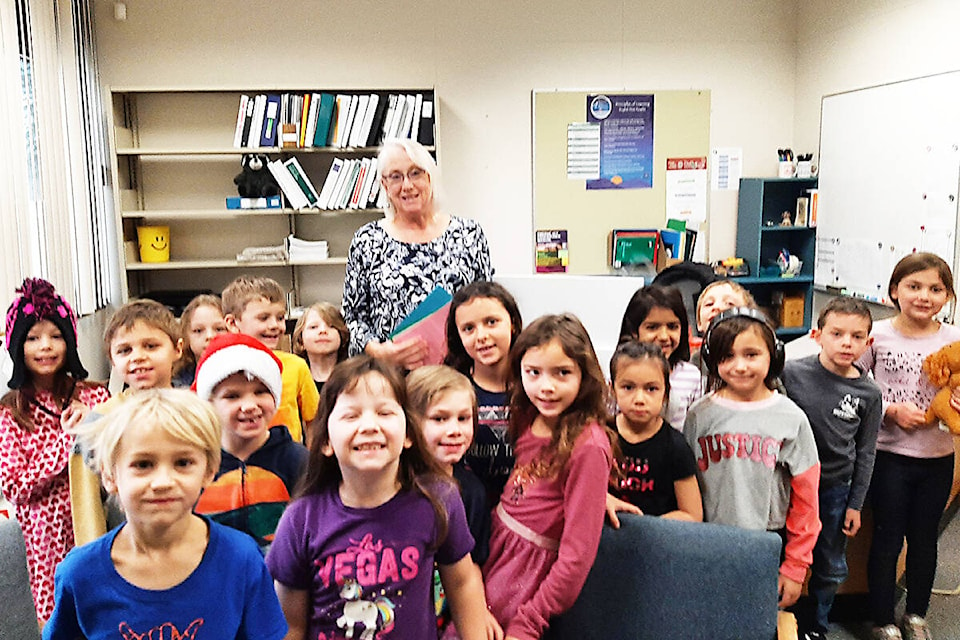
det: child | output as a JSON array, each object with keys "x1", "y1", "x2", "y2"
[
  {"x1": 482, "y1": 313, "x2": 615, "y2": 639},
  {"x1": 445, "y1": 280, "x2": 523, "y2": 505},
  {"x1": 70, "y1": 298, "x2": 183, "y2": 546},
  {"x1": 782, "y1": 296, "x2": 883, "y2": 640},
  {"x1": 608, "y1": 340, "x2": 702, "y2": 522},
  {"x1": 619, "y1": 284, "x2": 702, "y2": 429},
  {"x1": 45, "y1": 389, "x2": 287, "y2": 639},
  {"x1": 0, "y1": 278, "x2": 110, "y2": 623},
  {"x1": 223, "y1": 275, "x2": 319, "y2": 444},
  {"x1": 857, "y1": 252, "x2": 960, "y2": 640},
  {"x1": 691, "y1": 280, "x2": 756, "y2": 372},
  {"x1": 192, "y1": 333, "x2": 308, "y2": 551},
  {"x1": 292, "y1": 301, "x2": 349, "y2": 394},
  {"x1": 266, "y1": 356, "x2": 492, "y2": 640},
  {"x1": 684, "y1": 307, "x2": 821, "y2": 609},
  {"x1": 172, "y1": 293, "x2": 227, "y2": 388}
]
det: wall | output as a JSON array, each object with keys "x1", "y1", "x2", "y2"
[{"x1": 92, "y1": 0, "x2": 800, "y2": 278}]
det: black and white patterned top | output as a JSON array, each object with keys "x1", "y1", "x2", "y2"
[{"x1": 342, "y1": 216, "x2": 493, "y2": 355}]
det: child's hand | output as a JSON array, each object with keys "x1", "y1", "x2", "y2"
[
  {"x1": 950, "y1": 386, "x2": 960, "y2": 413},
  {"x1": 484, "y1": 609, "x2": 504, "y2": 640},
  {"x1": 887, "y1": 402, "x2": 928, "y2": 429},
  {"x1": 843, "y1": 508, "x2": 861, "y2": 537},
  {"x1": 604, "y1": 493, "x2": 642, "y2": 529},
  {"x1": 60, "y1": 401, "x2": 89, "y2": 432},
  {"x1": 777, "y1": 574, "x2": 802, "y2": 608}
]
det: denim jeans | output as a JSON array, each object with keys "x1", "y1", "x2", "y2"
[{"x1": 806, "y1": 481, "x2": 853, "y2": 633}]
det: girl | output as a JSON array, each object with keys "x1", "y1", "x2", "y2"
[
  {"x1": 445, "y1": 280, "x2": 523, "y2": 504},
  {"x1": 608, "y1": 340, "x2": 702, "y2": 521},
  {"x1": 482, "y1": 314, "x2": 615, "y2": 640},
  {"x1": 683, "y1": 307, "x2": 820, "y2": 609},
  {"x1": 292, "y1": 301, "x2": 349, "y2": 394},
  {"x1": 857, "y1": 252, "x2": 960, "y2": 640},
  {"x1": 266, "y1": 356, "x2": 494, "y2": 640},
  {"x1": 45, "y1": 389, "x2": 287, "y2": 638},
  {"x1": 172, "y1": 294, "x2": 227, "y2": 388},
  {"x1": 619, "y1": 284, "x2": 701, "y2": 429},
  {"x1": 0, "y1": 278, "x2": 110, "y2": 624}
]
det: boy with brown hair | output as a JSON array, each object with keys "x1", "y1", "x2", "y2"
[
  {"x1": 221, "y1": 276, "x2": 318, "y2": 444},
  {"x1": 69, "y1": 298, "x2": 184, "y2": 545},
  {"x1": 782, "y1": 296, "x2": 883, "y2": 640}
]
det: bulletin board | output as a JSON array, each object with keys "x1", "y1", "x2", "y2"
[
  {"x1": 533, "y1": 90, "x2": 711, "y2": 274},
  {"x1": 815, "y1": 71, "x2": 960, "y2": 303}
]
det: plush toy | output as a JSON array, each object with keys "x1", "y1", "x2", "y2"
[
  {"x1": 922, "y1": 340, "x2": 960, "y2": 434},
  {"x1": 233, "y1": 153, "x2": 279, "y2": 198}
]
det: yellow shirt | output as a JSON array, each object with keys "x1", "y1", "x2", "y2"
[{"x1": 269, "y1": 351, "x2": 319, "y2": 444}]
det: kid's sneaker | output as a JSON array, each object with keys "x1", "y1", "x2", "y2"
[
  {"x1": 872, "y1": 625, "x2": 903, "y2": 640},
  {"x1": 900, "y1": 614, "x2": 932, "y2": 640}
]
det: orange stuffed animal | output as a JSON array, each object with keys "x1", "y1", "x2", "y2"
[{"x1": 922, "y1": 340, "x2": 960, "y2": 434}]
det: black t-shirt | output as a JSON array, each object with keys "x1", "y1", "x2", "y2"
[
  {"x1": 463, "y1": 382, "x2": 514, "y2": 507},
  {"x1": 610, "y1": 420, "x2": 698, "y2": 516}
]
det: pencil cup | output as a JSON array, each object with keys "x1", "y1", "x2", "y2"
[
  {"x1": 778, "y1": 161, "x2": 796, "y2": 178},
  {"x1": 137, "y1": 225, "x2": 170, "y2": 263},
  {"x1": 797, "y1": 161, "x2": 813, "y2": 179}
]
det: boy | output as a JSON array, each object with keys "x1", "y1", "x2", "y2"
[
  {"x1": 782, "y1": 296, "x2": 883, "y2": 640},
  {"x1": 69, "y1": 299, "x2": 183, "y2": 545},
  {"x1": 192, "y1": 333, "x2": 307, "y2": 551},
  {"x1": 222, "y1": 276, "x2": 319, "y2": 444}
]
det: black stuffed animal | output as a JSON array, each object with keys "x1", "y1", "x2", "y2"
[{"x1": 234, "y1": 153, "x2": 280, "y2": 198}]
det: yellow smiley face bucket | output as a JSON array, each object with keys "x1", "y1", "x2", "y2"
[{"x1": 137, "y1": 225, "x2": 170, "y2": 263}]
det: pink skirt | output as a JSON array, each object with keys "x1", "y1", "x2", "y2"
[{"x1": 482, "y1": 504, "x2": 560, "y2": 628}]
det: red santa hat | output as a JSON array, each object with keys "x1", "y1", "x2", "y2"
[{"x1": 192, "y1": 333, "x2": 283, "y2": 405}]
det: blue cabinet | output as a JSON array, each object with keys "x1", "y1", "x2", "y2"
[{"x1": 735, "y1": 177, "x2": 819, "y2": 339}]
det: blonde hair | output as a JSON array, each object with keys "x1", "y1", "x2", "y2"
[
  {"x1": 695, "y1": 280, "x2": 756, "y2": 326},
  {"x1": 72, "y1": 388, "x2": 221, "y2": 480},
  {"x1": 406, "y1": 365, "x2": 478, "y2": 428},
  {"x1": 221, "y1": 276, "x2": 286, "y2": 318},
  {"x1": 292, "y1": 302, "x2": 349, "y2": 362}
]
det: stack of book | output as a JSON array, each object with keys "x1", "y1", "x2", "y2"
[
  {"x1": 315, "y1": 157, "x2": 383, "y2": 210},
  {"x1": 236, "y1": 244, "x2": 287, "y2": 263},
  {"x1": 233, "y1": 92, "x2": 435, "y2": 150},
  {"x1": 286, "y1": 235, "x2": 329, "y2": 264}
]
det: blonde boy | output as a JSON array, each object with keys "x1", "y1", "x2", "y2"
[
  {"x1": 222, "y1": 276, "x2": 319, "y2": 444},
  {"x1": 69, "y1": 299, "x2": 183, "y2": 545}
]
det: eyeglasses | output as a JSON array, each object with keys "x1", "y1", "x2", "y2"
[{"x1": 383, "y1": 167, "x2": 427, "y2": 186}]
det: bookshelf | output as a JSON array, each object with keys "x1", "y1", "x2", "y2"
[
  {"x1": 108, "y1": 88, "x2": 437, "y2": 310},
  {"x1": 735, "y1": 177, "x2": 819, "y2": 339}
]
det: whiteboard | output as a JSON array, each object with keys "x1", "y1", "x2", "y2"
[{"x1": 815, "y1": 71, "x2": 960, "y2": 303}]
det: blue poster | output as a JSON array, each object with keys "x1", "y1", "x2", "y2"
[{"x1": 586, "y1": 94, "x2": 654, "y2": 190}]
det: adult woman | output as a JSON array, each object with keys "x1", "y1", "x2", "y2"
[{"x1": 342, "y1": 139, "x2": 493, "y2": 369}]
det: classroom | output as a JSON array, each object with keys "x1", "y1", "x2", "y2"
[{"x1": 2, "y1": 1, "x2": 960, "y2": 639}]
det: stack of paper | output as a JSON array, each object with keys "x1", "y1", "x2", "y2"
[
  {"x1": 286, "y1": 235, "x2": 329, "y2": 264},
  {"x1": 237, "y1": 245, "x2": 287, "y2": 263},
  {"x1": 389, "y1": 287, "x2": 452, "y2": 366}
]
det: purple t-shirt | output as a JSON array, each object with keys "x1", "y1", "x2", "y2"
[{"x1": 266, "y1": 480, "x2": 473, "y2": 640}]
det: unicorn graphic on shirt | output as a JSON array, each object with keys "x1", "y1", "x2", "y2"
[{"x1": 336, "y1": 578, "x2": 396, "y2": 640}]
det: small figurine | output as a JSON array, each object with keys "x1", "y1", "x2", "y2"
[{"x1": 780, "y1": 211, "x2": 793, "y2": 226}]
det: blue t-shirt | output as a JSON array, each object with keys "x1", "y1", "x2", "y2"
[
  {"x1": 44, "y1": 519, "x2": 287, "y2": 640},
  {"x1": 266, "y1": 480, "x2": 473, "y2": 640}
]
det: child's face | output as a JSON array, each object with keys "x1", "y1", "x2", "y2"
[
  {"x1": 698, "y1": 284, "x2": 747, "y2": 333},
  {"x1": 421, "y1": 389, "x2": 474, "y2": 473},
  {"x1": 520, "y1": 338, "x2": 582, "y2": 426},
  {"x1": 717, "y1": 325, "x2": 771, "y2": 401},
  {"x1": 187, "y1": 305, "x2": 227, "y2": 360},
  {"x1": 110, "y1": 320, "x2": 182, "y2": 390},
  {"x1": 322, "y1": 372, "x2": 410, "y2": 476},
  {"x1": 891, "y1": 268, "x2": 949, "y2": 324},
  {"x1": 102, "y1": 422, "x2": 214, "y2": 530},
  {"x1": 210, "y1": 372, "x2": 277, "y2": 446},
  {"x1": 635, "y1": 306, "x2": 682, "y2": 359},
  {"x1": 613, "y1": 359, "x2": 666, "y2": 432},
  {"x1": 454, "y1": 296, "x2": 513, "y2": 370},
  {"x1": 229, "y1": 297, "x2": 286, "y2": 350},
  {"x1": 812, "y1": 312, "x2": 873, "y2": 376},
  {"x1": 22, "y1": 319, "x2": 66, "y2": 382},
  {"x1": 300, "y1": 309, "x2": 341, "y2": 358}
]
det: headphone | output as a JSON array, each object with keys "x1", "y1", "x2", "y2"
[{"x1": 700, "y1": 306, "x2": 785, "y2": 379}]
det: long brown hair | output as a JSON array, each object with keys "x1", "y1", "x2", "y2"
[
  {"x1": 299, "y1": 355, "x2": 451, "y2": 547},
  {"x1": 508, "y1": 313, "x2": 614, "y2": 477}
]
